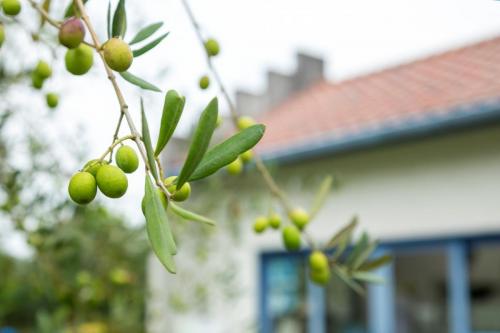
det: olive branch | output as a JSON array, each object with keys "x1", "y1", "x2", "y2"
[{"x1": 16, "y1": 0, "x2": 392, "y2": 289}]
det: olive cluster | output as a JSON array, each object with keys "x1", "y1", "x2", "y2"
[
  {"x1": 68, "y1": 145, "x2": 139, "y2": 204},
  {"x1": 59, "y1": 17, "x2": 133, "y2": 75},
  {"x1": 253, "y1": 207, "x2": 330, "y2": 285}
]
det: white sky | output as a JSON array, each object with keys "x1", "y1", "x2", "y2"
[{"x1": 3, "y1": 0, "x2": 500, "y2": 256}]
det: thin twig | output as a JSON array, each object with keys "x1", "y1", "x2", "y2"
[
  {"x1": 180, "y1": 0, "x2": 293, "y2": 213},
  {"x1": 27, "y1": 0, "x2": 97, "y2": 49},
  {"x1": 72, "y1": 0, "x2": 171, "y2": 199},
  {"x1": 97, "y1": 134, "x2": 135, "y2": 162},
  {"x1": 109, "y1": 112, "x2": 125, "y2": 162}
]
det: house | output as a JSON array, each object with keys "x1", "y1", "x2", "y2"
[{"x1": 148, "y1": 36, "x2": 500, "y2": 333}]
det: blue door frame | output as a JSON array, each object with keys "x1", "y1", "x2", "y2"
[{"x1": 258, "y1": 232, "x2": 500, "y2": 333}]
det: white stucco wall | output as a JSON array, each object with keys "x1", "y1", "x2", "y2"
[{"x1": 148, "y1": 124, "x2": 500, "y2": 332}]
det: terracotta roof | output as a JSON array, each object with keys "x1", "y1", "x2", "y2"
[{"x1": 255, "y1": 36, "x2": 500, "y2": 157}]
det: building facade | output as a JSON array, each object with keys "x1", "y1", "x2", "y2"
[{"x1": 149, "y1": 37, "x2": 500, "y2": 333}]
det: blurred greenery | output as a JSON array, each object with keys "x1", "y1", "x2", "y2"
[
  {"x1": 0, "y1": 51, "x2": 149, "y2": 333},
  {"x1": 0, "y1": 206, "x2": 149, "y2": 333}
]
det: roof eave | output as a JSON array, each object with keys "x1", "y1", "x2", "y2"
[{"x1": 259, "y1": 97, "x2": 500, "y2": 165}]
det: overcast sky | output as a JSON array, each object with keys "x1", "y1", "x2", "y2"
[{"x1": 3, "y1": 0, "x2": 500, "y2": 256}]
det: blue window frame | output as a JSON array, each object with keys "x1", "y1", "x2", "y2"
[{"x1": 259, "y1": 233, "x2": 500, "y2": 333}]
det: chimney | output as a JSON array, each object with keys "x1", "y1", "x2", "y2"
[
  {"x1": 294, "y1": 53, "x2": 324, "y2": 91},
  {"x1": 235, "y1": 52, "x2": 324, "y2": 118},
  {"x1": 236, "y1": 91, "x2": 266, "y2": 119}
]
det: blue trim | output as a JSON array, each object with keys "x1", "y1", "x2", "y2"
[
  {"x1": 448, "y1": 241, "x2": 471, "y2": 333},
  {"x1": 260, "y1": 98, "x2": 500, "y2": 164},
  {"x1": 259, "y1": 233, "x2": 500, "y2": 333},
  {"x1": 259, "y1": 253, "x2": 272, "y2": 333},
  {"x1": 307, "y1": 279, "x2": 326, "y2": 333},
  {"x1": 368, "y1": 248, "x2": 396, "y2": 333}
]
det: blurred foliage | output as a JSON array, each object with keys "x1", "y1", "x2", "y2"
[
  {"x1": 0, "y1": 206, "x2": 149, "y2": 333},
  {"x1": 0, "y1": 55, "x2": 148, "y2": 333}
]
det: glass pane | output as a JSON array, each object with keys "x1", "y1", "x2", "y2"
[
  {"x1": 394, "y1": 250, "x2": 448, "y2": 333},
  {"x1": 325, "y1": 273, "x2": 367, "y2": 333},
  {"x1": 266, "y1": 256, "x2": 307, "y2": 333},
  {"x1": 470, "y1": 243, "x2": 500, "y2": 332}
]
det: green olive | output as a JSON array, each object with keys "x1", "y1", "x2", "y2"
[
  {"x1": 282, "y1": 225, "x2": 301, "y2": 251},
  {"x1": 288, "y1": 207, "x2": 310, "y2": 230},
  {"x1": 102, "y1": 38, "x2": 133, "y2": 72},
  {"x1": 2, "y1": 0, "x2": 21, "y2": 16},
  {"x1": 268, "y1": 213, "x2": 281, "y2": 229},
  {"x1": 164, "y1": 176, "x2": 191, "y2": 202},
  {"x1": 204, "y1": 38, "x2": 220, "y2": 56},
  {"x1": 199, "y1": 75, "x2": 210, "y2": 89},
  {"x1": 115, "y1": 145, "x2": 139, "y2": 173},
  {"x1": 237, "y1": 116, "x2": 256, "y2": 130},
  {"x1": 68, "y1": 171, "x2": 97, "y2": 204},
  {"x1": 253, "y1": 216, "x2": 268, "y2": 234},
  {"x1": 96, "y1": 165, "x2": 128, "y2": 198},
  {"x1": 226, "y1": 157, "x2": 243, "y2": 175},
  {"x1": 46, "y1": 93, "x2": 59, "y2": 109},
  {"x1": 65, "y1": 43, "x2": 94, "y2": 75}
]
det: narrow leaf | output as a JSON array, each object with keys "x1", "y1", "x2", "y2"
[
  {"x1": 40, "y1": 0, "x2": 51, "y2": 27},
  {"x1": 106, "y1": 0, "x2": 112, "y2": 39},
  {"x1": 352, "y1": 271, "x2": 384, "y2": 284},
  {"x1": 144, "y1": 176, "x2": 176, "y2": 273},
  {"x1": 63, "y1": 0, "x2": 88, "y2": 18},
  {"x1": 154, "y1": 90, "x2": 185, "y2": 156},
  {"x1": 310, "y1": 175, "x2": 333, "y2": 219},
  {"x1": 352, "y1": 241, "x2": 378, "y2": 270},
  {"x1": 359, "y1": 254, "x2": 393, "y2": 271},
  {"x1": 112, "y1": 0, "x2": 127, "y2": 38},
  {"x1": 130, "y1": 22, "x2": 163, "y2": 45},
  {"x1": 331, "y1": 237, "x2": 349, "y2": 262},
  {"x1": 169, "y1": 202, "x2": 215, "y2": 226},
  {"x1": 119, "y1": 72, "x2": 161, "y2": 92},
  {"x1": 189, "y1": 124, "x2": 265, "y2": 181},
  {"x1": 176, "y1": 98, "x2": 219, "y2": 187},
  {"x1": 345, "y1": 232, "x2": 370, "y2": 268},
  {"x1": 326, "y1": 216, "x2": 358, "y2": 249},
  {"x1": 141, "y1": 99, "x2": 159, "y2": 180},
  {"x1": 132, "y1": 32, "x2": 169, "y2": 57},
  {"x1": 332, "y1": 266, "x2": 365, "y2": 296}
]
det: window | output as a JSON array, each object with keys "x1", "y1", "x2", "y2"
[
  {"x1": 265, "y1": 256, "x2": 308, "y2": 333},
  {"x1": 469, "y1": 243, "x2": 500, "y2": 332},
  {"x1": 393, "y1": 250, "x2": 448, "y2": 333},
  {"x1": 325, "y1": 273, "x2": 367, "y2": 333}
]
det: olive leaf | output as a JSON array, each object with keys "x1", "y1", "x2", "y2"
[
  {"x1": 176, "y1": 98, "x2": 218, "y2": 188},
  {"x1": 169, "y1": 202, "x2": 215, "y2": 226},
  {"x1": 144, "y1": 176, "x2": 176, "y2": 273},
  {"x1": 132, "y1": 32, "x2": 169, "y2": 58},
  {"x1": 332, "y1": 265, "x2": 365, "y2": 295},
  {"x1": 112, "y1": 0, "x2": 127, "y2": 38},
  {"x1": 106, "y1": 0, "x2": 112, "y2": 39},
  {"x1": 189, "y1": 124, "x2": 265, "y2": 181},
  {"x1": 154, "y1": 90, "x2": 185, "y2": 156},
  {"x1": 141, "y1": 99, "x2": 159, "y2": 180},
  {"x1": 345, "y1": 232, "x2": 369, "y2": 269},
  {"x1": 40, "y1": 0, "x2": 51, "y2": 27},
  {"x1": 329, "y1": 216, "x2": 358, "y2": 261},
  {"x1": 309, "y1": 175, "x2": 333, "y2": 219},
  {"x1": 327, "y1": 216, "x2": 358, "y2": 249},
  {"x1": 64, "y1": 0, "x2": 88, "y2": 18},
  {"x1": 353, "y1": 241, "x2": 378, "y2": 271},
  {"x1": 130, "y1": 22, "x2": 163, "y2": 45},
  {"x1": 351, "y1": 271, "x2": 384, "y2": 284},
  {"x1": 359, "y1": 254, "x2": 393, "y2": 271},
  {"x1": 119, "y1": 72, "x2": 161, "y2": 92}
]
